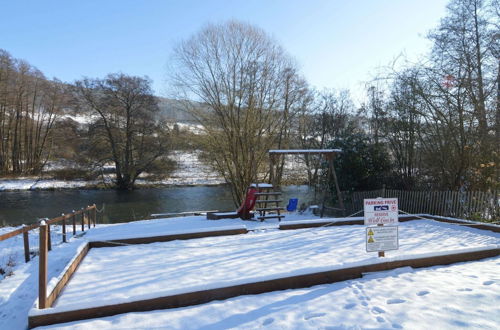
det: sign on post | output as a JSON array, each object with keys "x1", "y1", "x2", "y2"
[
  {"x1": 366, "y1": 226, "x2": 399, "y2": 252},
  {"x1": 363, "y1": 198, "x2": 398, "y2": 225}
]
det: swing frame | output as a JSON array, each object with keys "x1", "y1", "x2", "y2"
[{"x1": 268, "y1": 149, "x2": 345, "y2": 217}]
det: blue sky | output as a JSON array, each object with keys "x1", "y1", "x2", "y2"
[{"x1": 0, "y1": 0, "x2": 449, "y2": 103}]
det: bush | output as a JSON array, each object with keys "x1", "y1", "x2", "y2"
[{"x1": 49, "y1": 168, "x2": 97, "y2": 181}]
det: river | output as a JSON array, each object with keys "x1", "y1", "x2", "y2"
[{"x1": 0, "y1": 185, "x2": 315, "y2": 227}]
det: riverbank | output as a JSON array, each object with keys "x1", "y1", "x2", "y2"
[
  {"x1": 0, "y1": 151, "x2": 226, "y2": 192},
  {"x1": 0, "y1": 177, "x2": 227, "y2": 192}
]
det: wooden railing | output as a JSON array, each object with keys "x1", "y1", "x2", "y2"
[{"x1": 0, "y1": 205, "x2": 97, "y2": 263}]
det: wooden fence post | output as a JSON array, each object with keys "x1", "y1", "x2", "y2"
[
  {"x1": 62, "y1": 214, "x2": 67, "y2": 243},
  {"x1": 81, "y1": 209, "x2": 85, "y2": 232},
  {"x1": 39, "y1": 224, "x2": 48, "y2": 309},
  {"x1": 93, "y1": 204, "x2": 97, "y2": 227},
  {"x1": 23, "y1": 226, "x2": 30, "y2": 263},
  {"x1": 87, "y1": 206, "x2": 91, "y2": 229},
  {"x1": 72, "y1": 211, "x2": 76, "y2": 235},
  {"x1": 47, "y1": 224, "x2": 52, "y2": 251}
]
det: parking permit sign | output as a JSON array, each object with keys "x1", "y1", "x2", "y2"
[{"x1": 364, "y1": 198, "x2": 398, "y2": 225}]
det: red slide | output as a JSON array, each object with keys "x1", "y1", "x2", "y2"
[{"x1": 237, "y1": 187, "x2": 258, "y2": 220}]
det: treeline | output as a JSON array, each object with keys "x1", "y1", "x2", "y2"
[
  {"x1": 170, "y1": 0, "x2": 499, "y2": 205},
  {"x1": 0, "y1": 0, "x2": 497, "y2": 198},
  {"x1": 0, "y1": 51, "x2": 173, "y2": 189},
  {"x1": 0, "y1": 49, "x2": 68, "y2": 174},
  {"x1": 362, "y1": 0, "x2": 499, "y2": 191}
]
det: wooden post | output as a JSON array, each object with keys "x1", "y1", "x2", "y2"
[
  {"x1": 47, "y1": 224, "x2": 52, "y2": 251},
  {"x1": 62, "y1": 214, "x2": 67, "y2": 243},
  {"x1": 93, "y1": 205, "x2": 97, "y2": 227},
  {"x1": 72, "y1": 211, "x2": 76, "y2": 235},
  {"x1": 39, "y1": 224, "x2": 48, "y2": 309},
  {"x1": 377, "y1": 223, "x2": 385, "y2": 257},
  {"x1": 81, "y1": 209, "x2": 85, "y2": 232},
  {"x1": 87, "y1": 207, "x2": 91, "y2": 229},
  {"x1": 328, "y1": 154, "x2": 345, "y2": 216},
  {"x1": 269, "y1": 154, "x2": 275, "y2": 186},
  {"x1": 23, "y1": 226, "x2": 30, "y2": 263}
]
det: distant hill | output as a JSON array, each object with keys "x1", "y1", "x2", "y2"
[{"x1": 157, "y1": 97, "x2": 199, "y2": 123}]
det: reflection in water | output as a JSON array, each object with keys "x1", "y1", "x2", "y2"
[{"x1": 0, "y1": 185, "x2": 315, "y2": 227}]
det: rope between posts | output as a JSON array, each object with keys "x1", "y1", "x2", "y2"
[
  {"x1": 398, "y1": 209, "x2": 500, "y2": 226},
  {"x1": 95, "y1": 203, "x2": 105, "y2": 213},
  {"x1": 92, "y1": 209, "x2": 366, "y2": 249}
]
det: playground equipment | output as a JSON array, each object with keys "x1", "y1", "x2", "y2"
[
  {"x1": 268, "y1": 149, "x2": 345, "y2": 217},
  {"x1": 286, "y1": 198, "x2": 299, "y2": 212},
  {"x1": 207, "y1": 183, "x2": 284, "y2": 221},
  {"x1": 207, "y1": 149, "x2": 344, "y2": 221}
]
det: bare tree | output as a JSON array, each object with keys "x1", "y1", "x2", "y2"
[
  {"x1": 0, "y1": 49, "x2": 64, "y2": 175},
  {"x1": 171, "y1": 21, "x2": 299, "y2": 205},
  {"x1": 73, "y1": 73, "x2": 170, "y2": 190},
  {"x1": 383, "y1": 68, "x2": 423, "y2": 189},
  {"x1": 295, "y1": 89, "x2": 358, "y2": 185}
]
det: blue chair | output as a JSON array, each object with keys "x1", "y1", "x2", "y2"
[{"x1": 286, "y1": 198, "x2": 299, "y2": 212}]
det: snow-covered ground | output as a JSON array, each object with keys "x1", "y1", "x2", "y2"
[
  {"x1": 0, "y1": 151, "x2": 314, "y2": 191},
  {"x1": 157, "y1": 150, "x2": 224, "y2": 185},
  {"x1": 0, "y1": 151, "x2": 225, "y2": 191},
  {"x1": 0, "y1": 225, "x2": 66, "y2": 281},
  {"x1": 48, "y1": 220, "x2": 500, "y2": 314},
  {"x1": 1, "y1": 215, "x2": 498, "y2": 329},
  {"x1": 39, "y1": 257, "x2": 500, "y2": 329}
]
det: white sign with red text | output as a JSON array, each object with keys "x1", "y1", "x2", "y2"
[{"x1": 363, "y1": 198, "x2": 398, "y2": 225}]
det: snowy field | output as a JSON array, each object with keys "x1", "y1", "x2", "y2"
[
  {"x1": 0, "y1": 151, "x2": 312, "y2": 190},
  {"x1": 0, "y1": 214, "x2": 499, "y2": 329},
  {"x1": 0, "y1": 151, "x2": 225, "y2": 191},
  {"x1": 39, "y1": 256, "x2": 500, "y2": 330},
  {"x1": 51, "y1": 220, "x2": 500, "y2": 313}
]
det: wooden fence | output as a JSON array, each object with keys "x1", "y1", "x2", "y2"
[
  {"x1": 0, "y1": 205, "x2": 97, "y2": 263},
  {"x1": 337, "y1": 189, "x2": 499, "y2": 221}
]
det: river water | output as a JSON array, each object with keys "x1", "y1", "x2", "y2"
[{"x1": 0, "y1": 185, "x2": 315, "y2": 227}]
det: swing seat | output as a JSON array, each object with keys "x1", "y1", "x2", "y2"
[{"x1": 286, "y1": 198, "x2": 298, "y2": 212}]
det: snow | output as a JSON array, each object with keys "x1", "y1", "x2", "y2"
[
  {"x1": 155, "y1": 150, "x2": 224, "y2": 186},
  {"x1": 59, "y1": 114, "x2": 94, "y2": 125},
  {"x1": 0, "y1": 150, "x2": 326, "y2": 191},
  {"x1": 250, "y1": 183, "x2": 273, "y2": 188},
  {"x1": 0, "y1": 178, "x2": 89, "y2": 191},
  {"x1": 0, "y1": 151, "x2": 225, "y2": 191},
  {"x1": 268, "y1": 149, "x2": 342, "y2": 153},
  {"x1": 37, "y1": 220, "x2": 500, "y2": 316},
  {"x1": 1, "y1": 214, "x2": 499, "y2": 329},
  {"x1": 38, "y1": 256, "x2": 500, "y2": 329}
]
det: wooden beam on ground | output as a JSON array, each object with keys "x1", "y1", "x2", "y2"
[
  {"x1": 206, "y1": 212, "x2": 239, "y2": 220},
  {"x1": 46, "y1": 243, "x2": 90, "y2": 308},
  {"x1": 28, "y1": 247, "x2": 500, "y2": 329},
  {"x1": 151, "y1": 210, "x2": 219, "y2": 218},
  {"x1": 89, "y1": 228, "x2": 248, "y2": 248},
  {"x1": 279, "y1": 215, "x2": 422, "y2": 230},
  {"x1": 422, "y1": 215, "x2": 500, "y2": 233}
]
